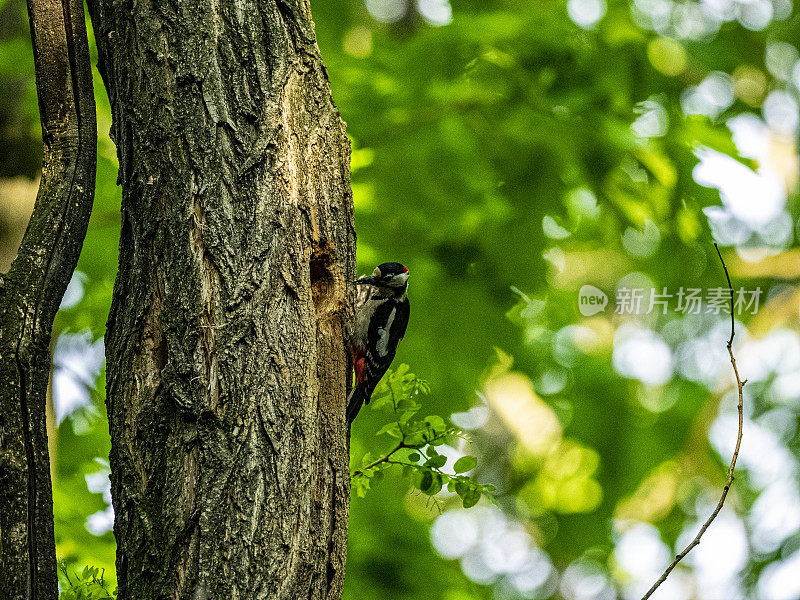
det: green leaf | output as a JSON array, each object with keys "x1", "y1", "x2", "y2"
[
  {"x1": 396, "y1": 396, "x2": 417, "y2": 410},
  {"x1": 453, "y1": 456, "x2": 478, "y2": 474},
  {"x1": 375, "y1": 422, "x2": 402, "y2": 438},
  {"x1": 398, "y1": 406, "x2": 420, "y2": 424},
  {"x1": 417, "y1": 470, "x2": 433, "y2": 493},
  {"x1": 424, "y1": 455, "x2": 447, "y2": 469},
  {"x1": 404, "y1": 433, "x2": 426, "y2": 448},
  {"x1": 369, "y1": 391, "x2": 393, "y2": 410},
  {"x1": 454, "y1": 480, "x2": 469, "y2": 499},
  {"x1": 352, "y1": 474, "x2": 371, "y2": 498},
  {"x1": 360, "y1": 452, "x2": 374, "y2": 468},
  {"x1": 462, "y1": 487, "x2": 481, "y2": 508},
  {"x1": 408, "y1": 452, "x2": 420, "y2": 462},
  {"x1": 394, "y1": 363, "x2": 410, "y2": 377},
  {"x1": 424, "y1": 473, "x2": 443, "y2": 496},
  {"x1": 424, "y1": 415, "x2": 447, "y2": 434}
]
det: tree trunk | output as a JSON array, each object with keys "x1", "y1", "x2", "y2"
[
  {"x1": 0, "y1": 0, "x2": 96, "y2": 597},
  {"x1": 88, "y1": 1, "x2": 355, "y2": 598}
]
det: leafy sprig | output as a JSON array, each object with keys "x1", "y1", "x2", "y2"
[
  {"x1": 58, "y1": 561, "x2": 116, "y2": 600},
  {"x1": 350, "y1": 365, "x2": 495, "y2": 508}
]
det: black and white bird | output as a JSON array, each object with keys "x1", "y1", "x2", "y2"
[{"x1": 347, "y1": 262, "x2": 410, "y2": 423}]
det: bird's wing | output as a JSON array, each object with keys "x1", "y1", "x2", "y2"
[{"x1": 395, "y1": 297, "x2": 410, "y2": 342}]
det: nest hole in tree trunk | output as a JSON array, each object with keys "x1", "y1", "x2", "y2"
[{"x1": 310, "y1": 240, "x2": 336, "y2": 314}]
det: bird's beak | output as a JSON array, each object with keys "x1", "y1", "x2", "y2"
[{"x1": 353, "y1": 276, "x2": 376, "y2": 285}]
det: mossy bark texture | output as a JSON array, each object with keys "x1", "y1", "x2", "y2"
[{"x1": 88, "y1": 1, "x2": 355, "y2": 598}]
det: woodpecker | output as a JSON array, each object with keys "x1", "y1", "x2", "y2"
[{"x1": 347, "y1": 262, "x2": 411, "y2": 423}]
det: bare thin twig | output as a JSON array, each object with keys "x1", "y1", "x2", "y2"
[{"x1": 640, "y1": 243, "x2": 745, "y2": 600}]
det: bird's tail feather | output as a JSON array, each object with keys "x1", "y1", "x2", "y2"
[{"x1": 347, "y1": 384, "x2": 368, "y2": 424}]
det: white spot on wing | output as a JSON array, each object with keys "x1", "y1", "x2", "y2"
[{"x1": 376, "y1": 307, "x2": 396, "y2": 357}]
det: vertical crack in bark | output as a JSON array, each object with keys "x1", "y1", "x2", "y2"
[
  {"x1": 13, "y1": 336, "x2": 38, "y2": 598},
  {"x1": 282, "y1": 72, "x2": 302, "y2": 209},
  {"x1": 191, "y1": 196, "x2": 222, "y2": 417},
  {"x1": 324, "y1": 459, "x2": 339, "y2": 597},
  {"x1": 60, "y1": 0, "x2": 81, "y2": 115}
]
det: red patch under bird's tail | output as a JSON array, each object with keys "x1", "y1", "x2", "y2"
[
  {"x1": 348, "y1": 347, "x2": 369, "y2": 423},
  {"x1": 353, "y1": 348, "x2": 366, "y2": 386}
]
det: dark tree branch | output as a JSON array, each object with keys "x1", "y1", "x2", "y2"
[
  {"x1": 0, "y1": 0, "x2": 96, "y2": 596},
  {"x1": 640, "y1": 243, "x2": 745, "y2": 600}
]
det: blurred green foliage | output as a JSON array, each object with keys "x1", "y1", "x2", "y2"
[{"x1": 1, "y1": 0, "x2": 799, "y2": 598}]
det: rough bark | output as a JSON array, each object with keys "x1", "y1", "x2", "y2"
[
  {"x1": 88, "y1": 0, "x2": 355, "y2": 598},
  {"x1": 0, "y1": 0, "x2": 97, "y2": 598}
]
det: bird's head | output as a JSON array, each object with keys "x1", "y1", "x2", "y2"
[{"x1": 355, "y1": 262, "x2": 410, "y2": 290}]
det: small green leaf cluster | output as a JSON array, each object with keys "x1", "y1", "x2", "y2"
[
  {"x1": 58, "y1": 562, "x2": 116, "y2": 600},
  {"x1": 351, "y1": 365, "x2": 495, "y2": 509}
]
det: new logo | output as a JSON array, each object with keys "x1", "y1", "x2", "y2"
[{"x1": 578, "y1": 285, "x2": 608, "y2": 316}]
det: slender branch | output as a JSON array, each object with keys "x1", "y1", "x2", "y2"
[
  {"x1": 351, "y1": 429, "x2": 454, "y2": 478},
  {"x1": 0, "y1": 0, "x2": 96, "y2": 596},
  {"x1": 640, "y1": 243, "x2": 745, "y2": 600},
  {"x1": 352, "y1": 441, "x2": 407, "y2": 477}
]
